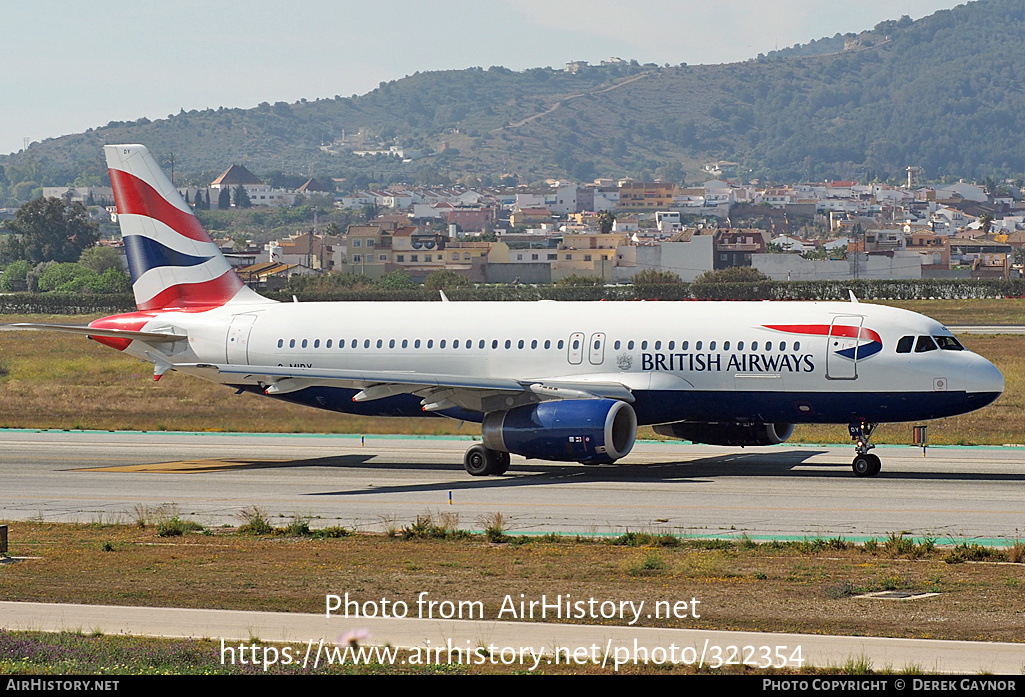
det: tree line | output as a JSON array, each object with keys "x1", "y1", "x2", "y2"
[{"x1": 0, "y1": 197, "x2": 130, "y2": 293}]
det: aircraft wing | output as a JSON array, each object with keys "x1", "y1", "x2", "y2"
[
  {"x1": 0, "y1": 323, "x2": 187, "y2": 342},
  {"x1": 176, "y1": 362, "x2": 634, "y2": 413}
]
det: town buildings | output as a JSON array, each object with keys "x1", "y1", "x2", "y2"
[{"x1": 33, "y1": 155, "x2": 1022, "y2": 288}]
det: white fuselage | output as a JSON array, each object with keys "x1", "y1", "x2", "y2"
[{"x1": 115, "y1": 299, "x2": 1003, "y2": 427}]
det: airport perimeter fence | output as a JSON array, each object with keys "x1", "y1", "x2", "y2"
[
  {"x1": 267, "y1": 278, "x2": 1025, "y2": 303},
  {"x1": 3, "y1": 279, "x2": 1025, "y2": 314},
  {"x1": 0, "y1": 293, "x2": 136, "y2": 315}
]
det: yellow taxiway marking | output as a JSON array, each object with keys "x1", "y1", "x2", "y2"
[{"x1": 76, "y1": 458, "x2": 289, "y2": 473}]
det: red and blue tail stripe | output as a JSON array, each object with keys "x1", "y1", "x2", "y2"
[{"x1": 105, "y1": 145, "x2": 262, "y2": 311}]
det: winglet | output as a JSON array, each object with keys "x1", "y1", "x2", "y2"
[
  {"x1": 439, "y1": 290, "x2": 450, "y2": 302},
  {"x1": 849, "y1": 290, "x2": 859, "y2": 304}
]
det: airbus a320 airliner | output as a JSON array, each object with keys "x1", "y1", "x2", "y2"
[{"x1": 9, "y1": 145, "x2": 1005, "y2": 477}]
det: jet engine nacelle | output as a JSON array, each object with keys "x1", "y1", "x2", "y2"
[
  {"x1": 482, "y1": 399, "x2": 637, "y2": 464},
  {"x1": 653, "y1": 421, "x2": 795, "y2": 447}
]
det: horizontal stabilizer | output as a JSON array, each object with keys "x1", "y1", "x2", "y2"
[{"x1": 1, "y1": 323, "x2": 186, "y2": 342}]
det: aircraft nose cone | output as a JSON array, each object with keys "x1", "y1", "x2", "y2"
[{"x1": 966, "y1": 356, "x2": 1004, "y2": 396}]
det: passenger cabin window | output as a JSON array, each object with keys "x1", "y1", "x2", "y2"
[
  {"x1": 915, "y1": 336, "x2": 938, "y2": 353},
  {"x1": 896, "y1": 336, "x2": 914, "y2": 353}
]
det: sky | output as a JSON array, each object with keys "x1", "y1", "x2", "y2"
[{"x1": 1, "y1": 0, "x2": 968, "y2": 156}]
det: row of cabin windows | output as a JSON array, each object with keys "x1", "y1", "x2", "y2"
[
  {"x1": 610, "y1": 339, "x2": 799, "y2": 352},
  {"x1": 277, "y1": 337, "x2": 570, "y2": 350},
  {"x1": 274, "y1": 337, "x2": 801, "y2": 352},
  {"x1": 895, "y1": 335, "x2": 965, "y2": 354},
  {"x1": 273, "y1": 334, "x2": 962, "y2": 355}
]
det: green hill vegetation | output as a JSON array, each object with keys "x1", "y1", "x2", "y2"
[{"x1": 3, "y1": 0, "x2": 1025, "y2": 200}]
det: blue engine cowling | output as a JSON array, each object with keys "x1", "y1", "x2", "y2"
[
  {"x1": 653, "y1": 421, "x2": 795, "y2": 446},
  {"x1": 481, "y1": 399, "x2": 637, "y2": 464}
]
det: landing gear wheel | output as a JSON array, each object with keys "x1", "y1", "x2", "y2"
[
  {"x1": 852, "y1": 453, "x2": 881, "y2": 477},
  {"x1": 848, "y1": 419, "x2": 880, "y2": 477},
  {"x1": 463, "y1": 444, "x2": 506, "y2": 476},
  {"x1": 494, "y1": 451, "x2": 511, "y2": 475}
]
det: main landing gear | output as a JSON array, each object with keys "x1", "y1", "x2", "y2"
[
  {"x1": 463, "y1": 444, "x2": 510, "y2": 476},
  {"x1": 848, "y1": 419, "x2": 880, "y2": 477}
]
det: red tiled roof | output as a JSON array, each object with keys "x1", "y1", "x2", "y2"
[{"x1": 211, "y1": 164, "x2": 264, "y2": 186}]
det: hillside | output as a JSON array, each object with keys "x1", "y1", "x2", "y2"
[{"x1": 3, "y1": 0, "x2": 1025, "y2": 195}]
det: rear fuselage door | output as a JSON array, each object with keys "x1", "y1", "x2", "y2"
[
  {"x1": 826, "y1": 314, "x2": 863, "y2": 380},
  {"x1": 227, "y1": 314, "x2": 258, "y2": 365}
]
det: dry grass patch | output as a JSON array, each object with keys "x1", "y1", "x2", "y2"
[
  {"x1": 1, "y1": 522, "x2": 1023, "y2": 642},
  {"x1": 874, "y1": 299, "x2": 1025, "y2": 325}
]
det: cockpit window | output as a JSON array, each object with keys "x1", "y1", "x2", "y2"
[
  {"x1": 915, "y1": 336, "x2": 938, "y2": 353},
  {"x1": 896, "y1": 336, "x2": 914, "y2": 353},
  {"x1": 934, "y1": 335, "x2": 964, "y2": 351}
]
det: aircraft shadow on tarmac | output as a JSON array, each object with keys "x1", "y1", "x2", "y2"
[
  {"x1": 303, "y1": 448, "x2": 1025, "y2": 497},
  {"x1": 307, "y1": 449, "x2": 839, "y2": 497}
]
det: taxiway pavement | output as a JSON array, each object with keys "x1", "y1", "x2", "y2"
[{"x1": 1, "y1": 430, "x2": 1022, "y2": 540}]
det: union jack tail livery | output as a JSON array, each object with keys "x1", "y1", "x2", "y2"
[{"x1": 105, "y1": 144, "x2": 269, "y2": 311}]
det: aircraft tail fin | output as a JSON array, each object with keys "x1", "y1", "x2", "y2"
[{"x1": 104, "y1": 144, "x2": 271, "y2": 311}]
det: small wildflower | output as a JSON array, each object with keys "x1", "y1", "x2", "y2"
[{"x1": 338, "y1": 629, "x2": 370, "y2": 646}]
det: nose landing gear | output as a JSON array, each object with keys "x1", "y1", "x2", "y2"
[{"x1": 849, "y1": 420, "x2": 880, "y2": 477}]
